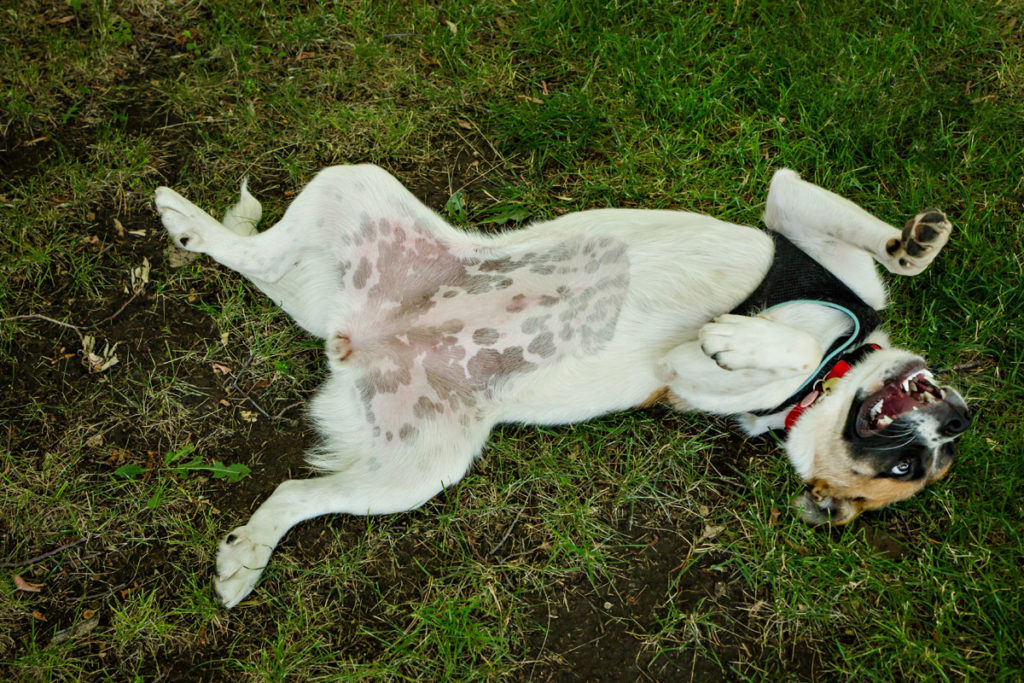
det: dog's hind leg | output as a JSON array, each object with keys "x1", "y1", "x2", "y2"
[
  {"x1": 212, "y1": 429, "x2": 486, "y2": 608},
  {"x1": 155, "y1": 184, "x2": 342, "y2": 336},
  {"x1": 221, "y1": 180, "x2": 262, "y2": 236},
  {"x1": 764, "y1": 169, "x2": 953, "y2": 287}
]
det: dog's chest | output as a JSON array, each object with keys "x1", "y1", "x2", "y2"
[{"x1": 332, "y1": 215, "x2": 631, "y2": 436}]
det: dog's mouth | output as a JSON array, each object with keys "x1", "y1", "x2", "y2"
[{"x1": 853, "y1": 361, "x2": 944, "y2": 437}]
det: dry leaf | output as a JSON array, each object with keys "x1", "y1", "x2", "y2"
[
  {"x1": 220, "y1": 331, "x2": 229, "y2": 345},
  {"x1": 445, "y1": 20, "x2": 457, "y2": 34},
  {"x1": 113, "y1": 218, "x2": 125, "y2": 237},
  {"x1": 32, "y1": 610, "x2": 46, "y2": 621},
  {"x1": 211, "y1": 363, "x2": 232, "y2": 375},
  {"x1": 83, "y1": 235, "x2": 102, "y2": 251},
  {"x1": 165, "y1": 245, "x2": 199, "y2": 268},
  {"x1": 239, "y1": 410, "x2": 258, "y2": 423},
  {"x1": 516, "y1": 94, "x2": 543, "y2": 104},
  {"x1": 130, "y1": 257, "x2": 150, "y2": 294},
  {"x1": 85, "y1": 433, "x2": 104, "y2": 449},
  {"x1": 14, "y1": 576, "x2": 43, "y2": 593},
  {"x1": 81, "y1": 334, "x2": 120, "y2": 373},
  {"x1": 457, "y1": 119, "x2": 473, "y2": 130},
  {"x1": 295, "y1": 51, "x2": 315, "y2": 61},
  {"x1": 48, "y1": 15, "x2": 75, "y2": 25},
  {"x1": 700, "y1": 524, "x2": 725, "y2": 542},
  {"x1": 127, "y1": 229, "x2": 146, "y2": 237}
]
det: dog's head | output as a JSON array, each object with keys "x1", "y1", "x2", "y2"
[{"x1": 784, "y1": 347, "x2": 970, "y2": 525}]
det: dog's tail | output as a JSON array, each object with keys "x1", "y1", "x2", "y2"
[{"x1": 221, "y1": 179, "x2": 262, "y2": 236}]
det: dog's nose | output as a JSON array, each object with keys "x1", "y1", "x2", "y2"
[{"x1": 940, "y1": 392, "x2": 971, "y2": 436}]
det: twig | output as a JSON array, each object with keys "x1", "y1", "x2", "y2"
[
  {"x1": 489, "y1": 508, "x2": 524, "y2": 556},
  {"x1": 273, "y1": 401, "x2": 304, "y2": 420},
  {"x1": 0, "y1": 537, "x2": 88, "y2": 569},
  {"x1": 934, "y1": 361, "x2": 981, "y2": 375},
  {"x1": 0, "y1": 314, "x2": 84, "y2": 342},
  {"x1": 229, "y1": 352, "x2": 256, "y2": 394},
  {"x1": 91, "y1": 292, "x2": 139, "y2": 328}
]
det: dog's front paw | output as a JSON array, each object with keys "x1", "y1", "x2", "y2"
[
  {"x1": 700, "y1": 314, "x2": 819, "y2": 375},
  {"x1": 154, "y1": 186, "x2": 209, "y2": 251},
  {"x1": 882, "y1": 209, "x2": 952, "y2": 275},
  {"x1": 213, "y1": 526, "x2": 275, "y2": 609}
]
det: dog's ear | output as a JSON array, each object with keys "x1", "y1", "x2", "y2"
[{"x1": 793, "y1": 480, "x2": 864, "y2": 526}]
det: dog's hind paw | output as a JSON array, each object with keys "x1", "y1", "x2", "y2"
[
  {"x1": 213, "y1": 526, "x2": 275, "y2": 609},
  {"x1": 881, "y1": 209, "x2": 952, "y2": 275}
]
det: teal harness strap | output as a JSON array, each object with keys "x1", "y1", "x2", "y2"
[{"x1": 760, "y1": 299, "x2": 861, "y2": 405}]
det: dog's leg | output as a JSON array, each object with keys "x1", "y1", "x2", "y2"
[
  {"x1": 661, "y1": 325, "x2": 820, "y2": 415},
  {"x1": 765, "y1": 169, "x2": 953, "y2": 282},
  {"x1": 156, "y1": 183, "x2": 346, "y2": 337},
  {"x1": 698, "y1": 313, "x2": 822, "y2": 376},
  {"x1": 155, "y1": 185, "x2": 300, "y2": 283},
  {"x1": 221, "y1": 179, "x2": 262, "y2": 236},
  {"x1": 214, "y1": 461, "x2": 467, "y2": 608}
]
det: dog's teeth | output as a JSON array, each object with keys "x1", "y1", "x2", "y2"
[
  {"x1": 870, "y1": 400, "x2": 884, "y2": 416},
  {"x1": 902, "y1": 379, "x2": 911, "y2": 392},
  {"x1": 877, "y1": 415, "x2": 893, "y2": 427}
]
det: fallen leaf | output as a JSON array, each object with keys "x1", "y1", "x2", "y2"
[
  {"x1": 85, "y1": 433, "x2": 104, "y2": 448},
  {"x1": 24, "y1": 136, "x2": 48, "y2": 146},
  {"x1": 211, "y1": 363, "x2": 232, "y2": 375},
  {"x1": 220, "y1": 332, "x2": 229, "y2": 345},
  {"x1": 81, "y1": 609, "x2": 95, "y2": 619},
  {"x1": 516, "y1": 94, "x2": 543, "y2": 104},
  {"x1": 445, "y1": 20, "x2": 457, "y2": 34},
  {"x1": 32, "y1": 610, "x2": 46, "y2": 621},
  {"x1": 295, "y1": 50, "x2": 315, "y2": 61},
  {"x1": 127, "y1": 229, "x2": 147, "y2": 237},
  {"x1": 239, "y1": 410, "x2": 258, "y2": 423},
  {"x1": 165, "y1": 245, "x2": 199, "y2": 268},
  {"x1": 14, "y1": 576, "x2": 43, "y2": 593},
  {"x1": 47, "y1": 15, "x2": 75, "y2": 25},
  {"x1": 219, "y1": 399, "x2": 231, "y2": 407},
  {"x1": 81, "y1": 334, "x2": 119, "y2": 373},
  {"x1": 83, "y1": 235, "x2": 102, "y2": 251},
  {"x1": 457, "y1": 119, "x2": 473, "y2": 130},
  {"x1": 700, "y1": 524, "x2": 725, "y2": 542},
  {"x1": 130, "y1": 257, "x2": 150, "y2": 294},
  {"x1": 113, "y1": 218, "x2": 125, "y2": 237}
]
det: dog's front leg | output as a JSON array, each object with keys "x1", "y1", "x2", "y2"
[
  {"x1": 661, "y1": 316, "x2": 821, "y2": 415},
  {"x1": 765, "y1": 169, "x2": 953, "y2": 278}
]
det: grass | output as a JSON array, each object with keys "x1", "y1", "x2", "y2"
[{"x1": 1, "y1": 0, "x2": 1022, "y2": 679}]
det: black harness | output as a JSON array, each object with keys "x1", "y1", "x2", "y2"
[{"x1": 732, "y1": 232, "x2": 883, "y2": 416}]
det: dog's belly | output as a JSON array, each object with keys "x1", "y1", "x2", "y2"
[{"x1": 330, "y1": 215, "x2": 633, "y2": 441}]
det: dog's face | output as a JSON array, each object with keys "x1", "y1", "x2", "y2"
[{"x1": 785, "y1": 348, "x2": 970, "y2": 525}]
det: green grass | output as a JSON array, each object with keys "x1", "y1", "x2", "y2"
[{"x1": 2, "y1": 0, "x2": 1022, "y2": 679}]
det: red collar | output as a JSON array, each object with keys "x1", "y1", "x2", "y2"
[{"x1": 784, "y1": 343, "x2": 881, "y2": 431}]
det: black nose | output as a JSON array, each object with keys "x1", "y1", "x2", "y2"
[{"x1": 941, "y1": 404, "x2": 972, "y2": 436}]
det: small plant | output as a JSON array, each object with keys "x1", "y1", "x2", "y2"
[{"x1": 113, "y1": 444, "x2": 250, "y2": 483}]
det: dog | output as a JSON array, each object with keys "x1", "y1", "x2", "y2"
[{"x1": 155, "y1": 166, "x2": 970, "y2": 607}]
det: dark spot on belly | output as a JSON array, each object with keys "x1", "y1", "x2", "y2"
[
  {"x1": 473, "y1": 328, "x2": 500, "y2": 345},
  {"x1": 353, "y1": 257, "x2": 372, "y2": 289},
  {"x1": 527, "y1": 331, "x2": 556, "y2": 358}
]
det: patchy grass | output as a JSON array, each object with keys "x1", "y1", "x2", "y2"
[{"x1": 2, "y1": 0, "x2": 1022, "y2": 679}]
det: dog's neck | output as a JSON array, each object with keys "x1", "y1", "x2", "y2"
[{"x1": 784, "y1": 344, "x2": 882, "y2": 430}]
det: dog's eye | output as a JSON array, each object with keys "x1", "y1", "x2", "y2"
[{"x1": 890, "y1": 460, "x2": 912, "y2": 476}]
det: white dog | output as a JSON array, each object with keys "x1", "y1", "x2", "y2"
[{"x1": 155, "y1": 167, "x2": 970, "y2": 607}]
